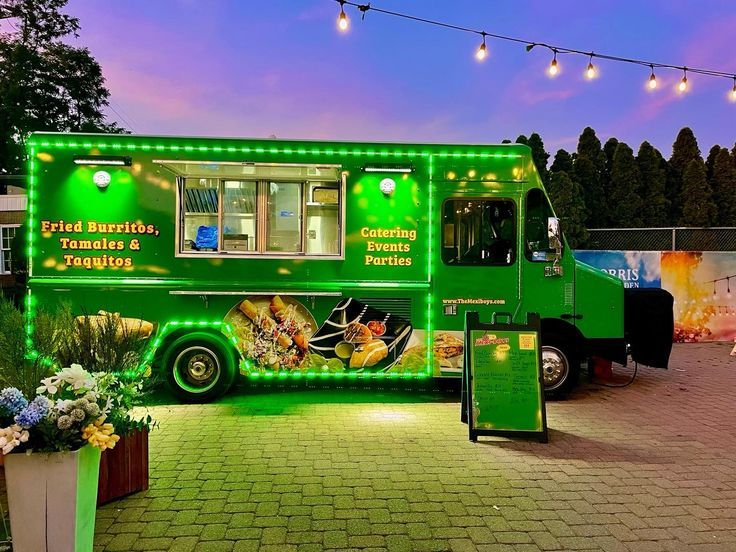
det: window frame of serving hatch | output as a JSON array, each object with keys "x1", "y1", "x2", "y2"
[{"x1": 175, "y1": 163, "x2": 346, "y2": 260}]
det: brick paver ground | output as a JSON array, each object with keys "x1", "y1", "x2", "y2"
[{"x1": 92, "y1": 343, "x2": 736, "y2": 552}]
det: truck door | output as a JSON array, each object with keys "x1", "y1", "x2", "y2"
[
  {"x1": 519, "y1": 188, "x2": 574, "y2": 322},
  {"x1": 432, "y1": 196, "x2": 522, "y2": 377}
]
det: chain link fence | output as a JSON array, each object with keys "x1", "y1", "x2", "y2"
[{"x1": 586, "y1": 227, "x2": 736, "y2": 251}]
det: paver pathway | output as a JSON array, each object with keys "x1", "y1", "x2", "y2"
[{"x1": 93, "y1": 343, "x2": 736, "y2": 551}]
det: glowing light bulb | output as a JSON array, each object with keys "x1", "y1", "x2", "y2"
[
  {"x1": 648, "y1": 73, "x2": 657, "y2": 90},
  {"x1": 731, "y1": 79, "x2": 736, "y2": 101},
  {"x1": 586, "y1": 62, "x2": 596, "y2": 79},
  {"x1": 678, "y1": 71, "x2": 688, "y2": 93},
  {"x1": 476, "y1": 38, "x2": 488, "y2": 61},
  {"x1": 337, "y1": 4, "x2": 349, "y2": 31},
  {"x1": 548, "y1": 54, "x2": 559, "y2": 77}
]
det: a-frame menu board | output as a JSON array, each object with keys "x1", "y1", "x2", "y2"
[{"x1": 462, "y1": 311, "x2": 548, "y2": 443}]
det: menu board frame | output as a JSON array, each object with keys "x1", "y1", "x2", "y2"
[{"x1": 461, "y1": 311, "x2": 548, "y2": 443}]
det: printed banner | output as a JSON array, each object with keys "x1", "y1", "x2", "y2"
[
  {"x1": 575, "y1": 249, "x2": 736, "y2": 343},
  {"x1": 574, "y1": 250, "x2": 661, "y2": 288},
  {"x1": 661, "y1": 252, "x2": 736, "y2": 343}
]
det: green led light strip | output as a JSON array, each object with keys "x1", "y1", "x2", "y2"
[
  {"x1": 426, "y1": 156, "x2": 434, "y2": 377},
  {"x1": 247, "y1": 370, "x2": 429, "y2": 380},
  {"x1": 27, "y1": 137, "x2": 522, "y2": 160},
  {"x1": 139, "y1": 320, "x2": 238, "y2": 368},
  {"x1": 29, "y1": 277, "x2": 431, "y2": 289}
]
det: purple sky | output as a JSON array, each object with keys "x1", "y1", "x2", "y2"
[{"x1": 63, "y1": 0, "x2": 736, "y2": 158}]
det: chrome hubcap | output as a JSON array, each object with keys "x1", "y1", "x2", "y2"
[
  {"x1": 188, "y1": 355, "x2": 213, "y2": 381},
  {"x1": 174, "y1": 346, "x2": 221, "y2": 393},
  {"x1": 542, "y1": 346, "x2": 569, "y2": 390}
]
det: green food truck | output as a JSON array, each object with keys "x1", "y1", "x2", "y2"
[{"x1": 26, "y1": 132, "x2": 673, "y2": 402}]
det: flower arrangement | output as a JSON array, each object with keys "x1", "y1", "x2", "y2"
[{"x1": 0, "y1": 364, "x2": 148, "y2": 455}]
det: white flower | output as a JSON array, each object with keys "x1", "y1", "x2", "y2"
[
  {"x1": 55, "y1": 399, "x2": 73, "y2": 412},
  {"x1": 102, "y1": 396, "x2": 113, "y2": 416},
  {"x1": 56, "y1": 364, "x2": 94, "y2": 391},
  {"x1": 0, "y1": 424, "x2": 29, "y2": 455},
  {"x1": 37, "y1": 376, "x2": 60, "y2": 395}
]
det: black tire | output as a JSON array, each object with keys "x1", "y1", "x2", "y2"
[
  {"x1": 162, "y1": 332, "x2": 237, "y2": 403},
  {"x1": 541, "y1": 333, "x2": 579, "y2": 400}
]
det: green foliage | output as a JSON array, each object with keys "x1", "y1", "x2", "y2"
[
  {"x1": 550, "y1": 149, "x2": 574, "y2": 174},
  {"x1": 709, "y1": 149, "x2": 736, "y2": 226},
  {"x1": 574, "y1": 127, "x2": 607, "y2": 227},
  {"x1": 609, "y1": 142, "x2": 644, "y2": 227},
  {"x1": 0, "y1": 296, "x2": 57, "y2": 397},
  {"x1": 680, "y1": 158, "x2": 717, "y2": 227},
  {"x1": 0, "y1": 0, "x2": 123, "y2": 174},
  {"x1": 54, "y1": 310, "x2": 150, "y2": 374},
  {"x1": 667, "y1": 127, "x2": 702, "y2": 224},
  {"x1": 547, "y1": 171, "x2": 588, "y2": 247},
  {"x1": 637, "y1": 141, "x2": 669, "y2": 227},
  {"x1": 515, "y1": 133, "x2": 550, "y2": 184},
  {"x1": 705, "y1": 145, "x2": 720, "y2": 182}
]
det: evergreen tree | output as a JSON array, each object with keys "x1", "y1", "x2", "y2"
[
  {"x1": 526, "y1": 133, "x2": 550, "y2": 184},
  {"x1": 680, "y1": 158, "x2": 717, "y2": 227},
  {"x1": 711, "y1": 148, "x2": 736, "y2": 226},
  {"x1": 667, "y1": 127, "x2": 702, "y2": 225},
  {"x1": 601, "y1": 137, "x2": 619, "y2": 225},
  {"x1": 636, "y1": 141, "x2": 669, "y2": 227},
  {"x1": 550, "y1": 149, "x2": 574, "y2": 174},
  {"x1": 609, "y1": 142, "x2": 644, "y2": 227},
  {"x1": 547, "y1": 171, "x2": 588, "y2": 247},
  {"x1": 0, "y1": 0, "x2": 122, "y2": 174},
  {"x1": 574, "y1": 127, "x2": 606, "y2": 226},
  {"x1": 516, "y1": 133, "x2": 549, "y2": 184},
  {"x1": 603, "y1": 137, "x2": 619, "y2": 174},
  {"x1": 705, "y1": 145, "x2": 720, "y2": 182}
]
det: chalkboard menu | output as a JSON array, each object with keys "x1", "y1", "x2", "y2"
[{"x1": 462, "y1": 311, "x2": 548, "y2": 443}]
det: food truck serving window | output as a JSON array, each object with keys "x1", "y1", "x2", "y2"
[
  {"x1": 441, "y1": 199, "x2": 516, "y2": 266},
  {"x1": 169, "y1": 162, "x2": 343, "y2": 258}
]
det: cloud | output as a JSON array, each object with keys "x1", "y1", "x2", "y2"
[{"x1": 502, "y1": 74, "x2": 578, "y2": 106}]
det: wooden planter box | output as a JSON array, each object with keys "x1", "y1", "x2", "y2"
[{"x1": 97, "y1": 428, "x2": 149, "y2": 506}]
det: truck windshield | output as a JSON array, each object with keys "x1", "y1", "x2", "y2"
[{"x1": 441, "y1": 199, "x2": 515, "y2": 266}]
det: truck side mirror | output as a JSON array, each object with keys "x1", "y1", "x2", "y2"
[
  {"x1": 547, "y1": 217, "x2": 562, "y2": 251},
  {"x1": 545, "y1": 217, "x2": 564, "y2": 277}
]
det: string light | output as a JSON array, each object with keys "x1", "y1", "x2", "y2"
[
  {"x1": 585, "y1": 54, "x2": 597, "y2": 79},
  {"x1": 476, "y1": 32, "x2": 488, "y2": 61},
  {"x1": 337, "y1": 0, "x2": 349, "y2": 31},
  {"x1": 548, "y1": 49, "x2": 559, "y2": 77},
  {"x1": 330, "y1": 0, "x2": 736, "y2": 103},
  {"x1": 648, "y1": 65, "x2": 658, "y2": 90}
]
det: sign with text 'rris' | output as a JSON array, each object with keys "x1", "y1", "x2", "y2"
[{"x1": 461, "y1": 311, "x2": 548, "y2": 443}]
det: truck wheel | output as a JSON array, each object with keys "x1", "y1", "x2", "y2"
[
  {"x1": 541, "y1": 334, "x2": 579, "y2": 399},
  {"x1": 162, "y1": 332, "x2": 237, "y2": 403}
]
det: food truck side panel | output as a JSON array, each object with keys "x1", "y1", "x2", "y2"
[{"x1": 27, "y1": 134, "x2": 528, "y2": 398}]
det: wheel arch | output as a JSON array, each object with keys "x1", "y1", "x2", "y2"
[
  {"x1": 540, "y1": 318, "x2": 584, "y2": 348},
  {"x1": 146, "y1": 323, "x2": 241, "y2": 372}
]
